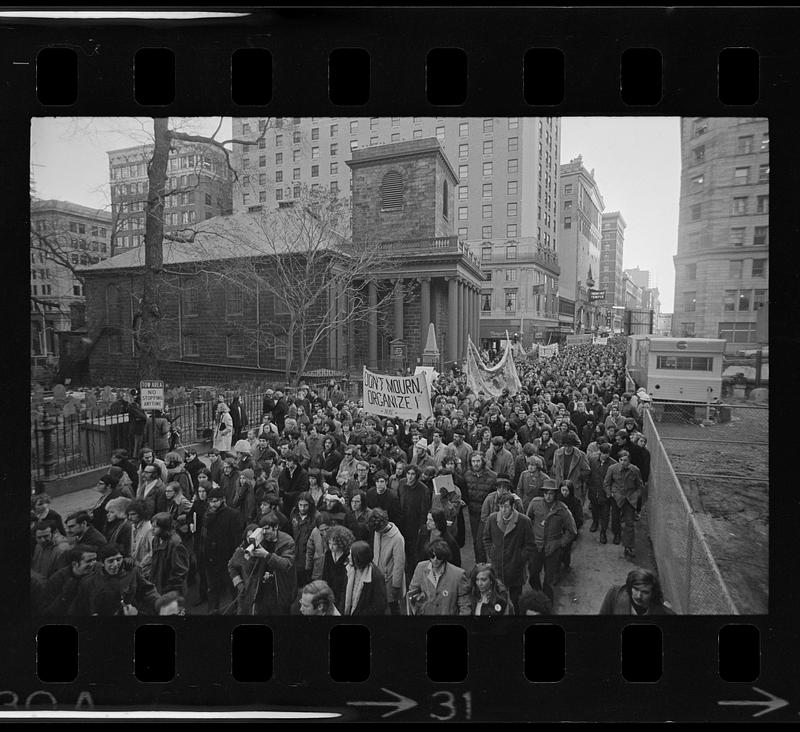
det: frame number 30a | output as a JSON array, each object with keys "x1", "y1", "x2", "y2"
[{"x1": 430, "y1": 691, "x2": 472, "y2": 721}]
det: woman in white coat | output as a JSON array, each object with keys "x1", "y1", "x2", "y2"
[{"x1": 214, "y1": 403, "x2": 234, "y2": 454}]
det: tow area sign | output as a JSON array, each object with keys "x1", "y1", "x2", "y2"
[{"x1": 139, "y1": 380, "x2": 165, "y2": 411}]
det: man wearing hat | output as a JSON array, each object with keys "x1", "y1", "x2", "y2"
[
  {"x1": 410, "y1": 438, "x2": 436, "y2": 473},
  {"x1": 552, "y1": 432, "x2": 590, "y2": 507},
  {"x1": 479, "y1": 477, "x2": 524, "y2": 528},
  {"x1": 525, "y1": 479, "x2": 577, "y2": 603},
  {"x1": 201, "y1": 487, "x2": 244, "y2": 613}
]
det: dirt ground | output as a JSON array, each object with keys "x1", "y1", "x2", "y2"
[{"x1": 655, "y1": 405, "x2": 769, "y2": 614}]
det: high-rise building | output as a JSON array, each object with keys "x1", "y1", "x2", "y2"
[
  {"x1": 672, "y1": 117, "x2": 769, "y2": 348},
  {"x1": 107, "y1": 142, "x2": 234, "y2": 254},
  {"x1": 30, "y1": 199, "x2": 113, "y2": 358},
  {"x1": 558, "y1": 156, "x2": 605, "y2": 333},
  {"x1": 625, "y1": 266, "x2": 652, "y2": 290},
  {"x1": 600, "y1": 211, "x2": 626, "y2": 330},
  {"x1": 230, "y1": 116, "x2": 562, "y2": 347}
]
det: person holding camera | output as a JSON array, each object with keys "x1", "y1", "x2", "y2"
[{"x1": 228, "y1": 514, "x2": 296, "y2": 616}]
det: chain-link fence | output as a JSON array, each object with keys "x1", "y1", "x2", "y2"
[{"x1": 643, "y1": 408, "x2": 741, "y2": 614}]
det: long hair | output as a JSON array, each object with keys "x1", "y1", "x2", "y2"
[
  {"x1": 625, "y1": 569, "x2": 664, "y2": 604},
  {"x1": 429, "y1": 508, "x2": 449, "y2": 536},
  {"x1": 468, "y1": 562, "x2": 511, "y2": 605},
  {"x1": 294, "y1": 491, "x2": 318, "y2": 521}
]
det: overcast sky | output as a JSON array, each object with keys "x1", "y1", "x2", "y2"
[{"x1": 31, "y1": 116, "x2": 681, "y2": 310}]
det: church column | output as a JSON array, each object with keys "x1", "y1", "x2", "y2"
[
  {"x1": 394, "y1": 278, "x2": 404, "y2": 340},
  {"x1": 368, "y1": 280, "x2": 378, "y2": 369},
  {"x1": 420, "y1": 276, "x2": 431, "y2": 353},
  {"x1": 467, "y1": 284, "x2": 474, "y2": 346},
  {"x1": 335, "y1": 282, "x2": 345, "y2": 371},
  {"x1": 447, "y1": 276, "x2": 458, "y2": 364},
  {"x1": 474, "y1": 285, "x2": 482, "y2": 349},
  {"x1": 457, "y1": 278, "x2": 464, "y2": 362}
]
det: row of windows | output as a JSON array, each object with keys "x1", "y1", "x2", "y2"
[
  {"x1": 456, "y1": 138, "x2": 520, "y2": 158},
  {"x1": 68, "y1": 237, "x2": 108, "y2": 253},
  {"x1": 685, "y1": 258, "x2": 767, "y2": 281},
  {"x1": 249, "y1": 117, "x2": 523, "y2": 137},
  {"x1": 31, "y1": 268, "x2": 52, "y2": 280},
  {"x1": 655, "y1": 355, "x2": 713, "y2": 371},
  {"x1": 689, "y1": 164, "x2": 768, "y2": 187},
  {"x1": 181, "y1": 334, "x2": 290, "y2": 360},
  {"x1": 480, "y1": 291, "x2": 557, "y2": 316},
  {"x1": 723, "y1": 288, "x2": 767, "y2": 312},
  {"x1": 731, "y1": 195, "x2": 769, "y2": 215},
  {"x1": 31, "y1": 284, "x2": 53, "y2": 296},
  {"x1": 457, "y1": 202, "x2": 519, "y2": 222}
]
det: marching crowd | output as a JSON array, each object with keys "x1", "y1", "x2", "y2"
[{"x1": 30, "y1": 339, "x2": 674, "y2": 618}]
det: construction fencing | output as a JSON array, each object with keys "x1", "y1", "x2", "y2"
[{"x1": 643, "y1": 408, "x2": 739, "y2": 614}]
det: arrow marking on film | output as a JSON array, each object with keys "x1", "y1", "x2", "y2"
[
  {"x1": 718, "y1": 687, "x2": 789, "y2": 718},
  {"x1": 347, "y1": 688, "x2": 418, "y2": 718}
]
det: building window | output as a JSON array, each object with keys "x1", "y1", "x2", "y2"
[
  {"x1": 752, "y1": 258, "x2": 767, "y2": 277},
  {"x1": 391, "y1": 133, "x2": 401, "y2": 143},
  {"x1": 350, "y1": 140, "x2": 359, "y2": 151},
  {"x1": 275, "y1": 170, "x2": 283, "y2": 183},
  {"x1": 436, "y1": 126, "x2": 445, "y2": 141},
  {"x1": 508, "y1": 137, "x2": 519, "y2": 152},
  {"x1": 482, "y1": 246, "x2": 491, "y2": 262},
  {"x1": 753, "y1": 225, "x2": 768, "y2": 246},
  {"x1": 380, "y1": 170, "x2": 404, "y2": 211},
  {"x1": 737, "y1": 135, "x2": 753, "y2": 154},
  {"x1": 483, "y1": 139, "x2": 493, "y2": 155},
  {"x1": 730, "y1": 227, "x2": 746, "y2": 245},
  {"x1": 349, "y1": 120, "x2": 358, "y2": 134},
  {"x1": 753, "y1": 288, "x2": 767, "y2": 310},
  {"x1": 273, "y1": 336, "x2": 288, "y2": 360},
  {"x1": 483, "y1": 118, "x2": 493, "y2": 133},
  {"x1": 226, "y1": 285, "x2": 243, "y2": 315},
  {"x1": 311, "y1": 165, "x2": 319, "y2": 178},
  {"x1": 293, "y1": 184, "x2": 301, "y2": 198},
  {"x1": 481, "y1": 294, "x2": 492, "y2": 311},
  {"x1": 756, "y1": 195, "x2": 769, "y2": 214},
  {"x1": 275, "y1": 153, "x2": 283, "y2": 166},
  {"x1": 732, "y1": 197, "x2": 748, "y2": 215},
  {"x1": 718, "y1": 321, "x2": 756, "y2": 343},
  {"x1": 276, "y1": 189, "x2": 283, "y2": 201},
  {"x1": 507, "y1": 202, "x2": 518, "y2": 217},
  {"x1": 481, "y1": 226, "x2": 492, "y2": 239},
  {"x1": 505, "y1": 291, "x2": 517, "y2": 312},
  {"x1": 738, "y1": 289, "x2": 752, "y2": 311},
  {"x1": 458, "y1": 206, "x2": 468, "y2": 221},
  {"x1": 684, "y1": 291, "x2": 697, "y2": 312},
  {"x1": 182, "y1": 284, "x2": 199, "y2": 316},
  {"x1": 482, "y1": 183, "x2": 492, "y2": 198},
  {"x1": 293, "y1": 168, "x2": 300, "y2": 180},
  {"x1": 755, "y1": 163, "x2": 769, "y2": 183},
  {"x1": 458, "y1": 227, "x2": 468, "y2": 238},
  {"x1": 693, "y1": 145, "x2": 705, "y2": 163},
  {"x1": 505, "y1": 269, "x2": 517, "y2": 281},
  {"x1": 723, "y1": 289, "x2": 737, "y2": 312},
  {"x1": 507, "y1": 180, "x2": 518, "y2": 195},
  {"x1": 458, "y1": 185, "x2": 468, "y2": 201},
  {"x1": 442, "y1": 180, "x2": 449, "y2": 219},
  {"x1": 391, "y1": 117, "x2": 399, "y2": 126},
  {"x1": 761, "y1": 132, "x2": 769, "y2": 151},
  {"x1": 482, "y1": 204, "x2": 492, "y2": 219},
  {"x1": 564, "y1": 183, "x2": 573, "y2": 195},
  {"x1": 329, "y1": 162, "x2": 338, "y2": 176},
  {"x1": 691, "y1": 203, "x2": 702, "y2": 221},
  {"x1": 691, "y1": 174, "x2": 704, "y2": 188},
  {"x1": 508, "y1": 117, "x2": 519, "y2": 129},
  {"x1": 729, "y1": 260, "x2": 743, "y2": 279},
  {"x1": 506, "y1": 245, "x2": 517, "y2": 260},
  {"x1": 459, "y1": 121, "x2": 468, "y2": 136},
  {"x1": 330, "y1": 181, "x2": 339, "y2": 195},
  {"x1": 226, "y1": 335, "x2": 245, "y2": 358},
  {"x1": 564, "y1": 216, "x2": 571, "y2": 229},
  {"x1": 508, "y1": 159, "x2": 518, "y2": 174},
  {"x1": 413, "y1": 129, "x2": 422, "y2": 140},
  {"x1": 734, "y1": 167, "x2": 749, "y2": 184},
  {"x1": 459, "y1": 143, "x2": 469, "y2": 158},
  {"x1": 311, "y1": 146, "x2": 319, "y2": 160},
  {"x1": 483, "y1": 161, "x2": 493, "y2": 177},
  {"x1": 456, "y1": 165, "x2": 467, "y2": 180},
  {"x1": 680, "y1": 322, "x2": 696, "y2": 337},
  {"x1": 693, "y1": 119, "x2": 708, "y2": 137},
  {"x1": 686, "y1": 263, "x2": 697, "y2": 280}
]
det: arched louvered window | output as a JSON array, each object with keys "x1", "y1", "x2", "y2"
[
  {"x1": 380, "y1": 170, "x2": 404, "y2": 212},
  {"x1": 442, "y1": 179, "x2": 449, "y2": 219}
]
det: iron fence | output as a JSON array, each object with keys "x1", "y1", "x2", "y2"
[{"x1": 643, "y1": 408, "x2": 740, "y2": 614}]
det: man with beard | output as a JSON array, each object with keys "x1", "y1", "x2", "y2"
[
  {"x1": 201, "y1": 487, "x2": 244, "y2": 613},
  {"x1": 31, "y1": 521, "x2": 70, "y2": 580},
  {"x1": 463, "y1": 452, "x2": 497, "y2": 564},
  {"x1": 41, "y1": 544, "x2": 97, "y2": 616},
  {"x1": 75, "y1": 542, "x2": 160, "y2": 616},
  {"x1": 599, "y1": 568, "x2": 674, "y2": 615},
  {"x1": 150, "y1": 512, "x2": 190, "y2": 596},
  {"x1": 397, "y1": 465, "x2": 432, "y2": 584},
  {"x1": 229, "y1": 514, "x2": 296, "y2": 615}
]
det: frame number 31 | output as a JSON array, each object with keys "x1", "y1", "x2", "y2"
[{"x1": 430, "y1": 691, "x2": 472, "y2": 721}]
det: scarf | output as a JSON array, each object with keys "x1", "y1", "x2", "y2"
[{"x1": 343, "y1": 563, "x2": 372, "y2": 615}]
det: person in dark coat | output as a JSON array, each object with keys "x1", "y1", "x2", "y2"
[
  {"x1": 290, "y1": 492, "x2": 318, "y2": 589},
  {"x1": 30, "y1": 493, "x2": 65, "y2": 556},
  {"x1": 149, "y1": 513, "x2": 190, "y2": 596},
  {"x1": 415, "y1": 509, "x2": 461, "y2": 568},
  {"x1": 229, "y1": 515, "x2": 296, "y2": 616},
  {"x1": 89, "y1": 475, "x2": 125, "y2": 535},
  {"x1": 41, "y1": 544, "x2": 98, "y2": 616},
  {"x1": 321, "y1": 525, "x2": 356, "y2": 612},
  {"x1": 229, "y1": 394, "x2": 249, "y2": 444},
  {"x1": 277, "y1": 452, "x2": 309, "y2": 516},
  {"x1": 165, "y1": 451, "x2": 194, "y2": 501},
  {"x1": 201, "y1": 488, "x2": 244, "y2": 614},
  {"x1": 397, "y1": 465, "x2": 432, "y2": 584},
  {"x1": 587, "y1": 445, "x2": 616, "y2": 543},
  {"x1": 463, "y1": 453, "x2": 497, "y2": 564},
  {"x1": 557, "y1": 480, "x2": 583, "y2": 574},
  {"x1": 342, "y1": 540, "x2": 387, "y2": 616},
  {"x1": 219, "y1": 458, "x2": 240, "y2": 506},
  {"x1": 365, "y1": 471, "x2": 402, "y2": 526},
  {"x1": 183, "y1": 447, "x2": 205, "y2": 491},
  {"x1": 65, "y1": 511, "x2": 107, "y2": 553},
  {"x1": 272, "y1": 390, "x2": 289, "y2": 434},
  {"x1": 599, "y1": 568, "x2": 675, "y2": 615},
  {"x1": 482, "y1": 492, "x2": 536, "y2": 612},
  {"x1": 110, "y1": 449, "x2": 139, "y2": 489}
]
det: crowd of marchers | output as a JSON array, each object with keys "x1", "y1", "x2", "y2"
[{"x1": 31, "y1": 339, "x2": 674, "y2": 617}]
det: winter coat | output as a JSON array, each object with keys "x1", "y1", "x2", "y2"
[
  {"x1": 525, "y1": 497, "x2": 577, "y2": 557},
  {"x1": 484, "y1": 446, "x2": 515, "y2": 482},
  {"x1": 228, "y1": 530, "x2": 296, "y2": 615},
  {"x1": 372, "y1": 523, "x2": 407, "y2": 602},
  {"x1": 166, "y1": 465, "x2": 194, "y2": 501},
  {"x1": 278, "y1": 466, "x2": 309, "y2": 515},
  {"x1": 31, "y1": 537, "x2": 70, "y2": 580},
  {"x1": 464, "y1": 468, "x2": 498, "y2": 517},
  {"x1": 146, "y1": 416, "x2": 171, "y2": 454},
  {"x1": 397, "y1": 479, "x2": 432, "y2": 558},
  {"x1": 604, "y1": 463, "x2": 644, "y2": 508},
  {"x1": 407, "y1": 560, "x2": 471, "y2": 616},
  {"x1": 482, "y1": 509, "x2": 536, "y2": 587},
  {"x1": 150, "y1": 531, "x2": 190, "y2": 595},
  {"x1": 537, "y1": 440, "x2": 557, "y2": 474},
  {"x1": 219, "y1": 469, "x2": 240, "y2": 507},
  {"x1": 231, "y1": 481, "x2": 258, "y2": 524},
  {"x1": 322, "y1": 550, "x2": 350, "y2": 612},
  {"x1": 104, "y1": 518, "x2": 133, "y2": 559},
  {"x1": 75, "y1": 566, "x2": 159, "y2": 616},
  {"x1": 587, "y1": 455, "x2": 617, "y2": 505},
  {"x1": 230, "y1": 399, "x2": 249, "y2": 438},
  {"x1": 289, "y1": 509, "x2": 316, "y2": 575},
  {"x1": 202, "y1": 505, "x2": 244, "y2": 569},
  {"x1": 42, "y1": 566, "x2": 84, "y2": 616},
  {"x1": 551, "y1": 447, "x2": 590, "y2": 495},
  {"x1": 214, "y1": 412, "x2": 234, "y2": 453},
  {"x1": 365, "y1": 487, "x2": 402, "y2": 526},
  {"x1": 599, "y1": 585, "x2": 675, "y2": 615},
  {"x1": 306, "y1": 526, "x2": 326, "y2": 580},
  {"x1": 343, "y1": 562, "x2": 387, "y2": 616},
  {"x1": 415, "y1": 527, "x2": 461, "y2": 567},
  {"x1": 516, "y1": 469, "x2": 551, "y2": 511},
  {"x1": 320, "y1": 449, "x2": 343, "y2": 484},
  {"x1": 559, "y1": 484, "x2": 584, "y2": 530},
  {"x1": 137, "y1": 478, "x2": 168, "y2": 520},
  {"x1": 130, "y1": 520, "x2": 154, "y2": 578}
]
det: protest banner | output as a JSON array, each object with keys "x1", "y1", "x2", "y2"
[
  {"x1": 593, "y1": 336, "x2": 609, "y2": 346},
  {"x1": 363, "y1": 367, "x2": 433, "y2": 419},
  {"x1": 538, "y1": 343, "x2": 559, "y2": 358}
]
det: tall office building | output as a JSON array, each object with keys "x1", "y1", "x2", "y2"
[
  {"x1": 558, "y1": 156, "x2": 605, "y2": 333},
  {"x1": 230, "y1": 116, "x2": 562, "y2": 347},
  {"x1": 625, "y1": 266, "x2": 652, "y2": 290},
  {"x1": 30, "y1": 199, "x2": 112, "y2": 358},
  {"x1": 672, "y1": 117, "x2": 769, "y2": 348},
  {"x1": 107, "y1": 142, "x2": 234, "y2": 254},
  {"x1": 600, "y1": 211, "x2": 626, "y2": 330}
]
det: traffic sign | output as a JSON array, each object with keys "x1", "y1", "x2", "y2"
[{"x1": 139, "y1": 380, "x2": 165, "y2": 411}]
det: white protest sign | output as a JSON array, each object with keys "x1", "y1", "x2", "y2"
[
  {"x1": 414, "y1": 365, "x2": 439, "y2": 393},
  {"x1": 593, "y1": 336, "x2": 608, "y2": 346},
  {"x1": 139, "y1": 380, "x2": 165, "y2": 411},
  {"x1": 363, "y1": 367, "x2": 433, "y2": 419},
  {"x1": 538, "y1": 344, "x2": 559, "y2": 358}
]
